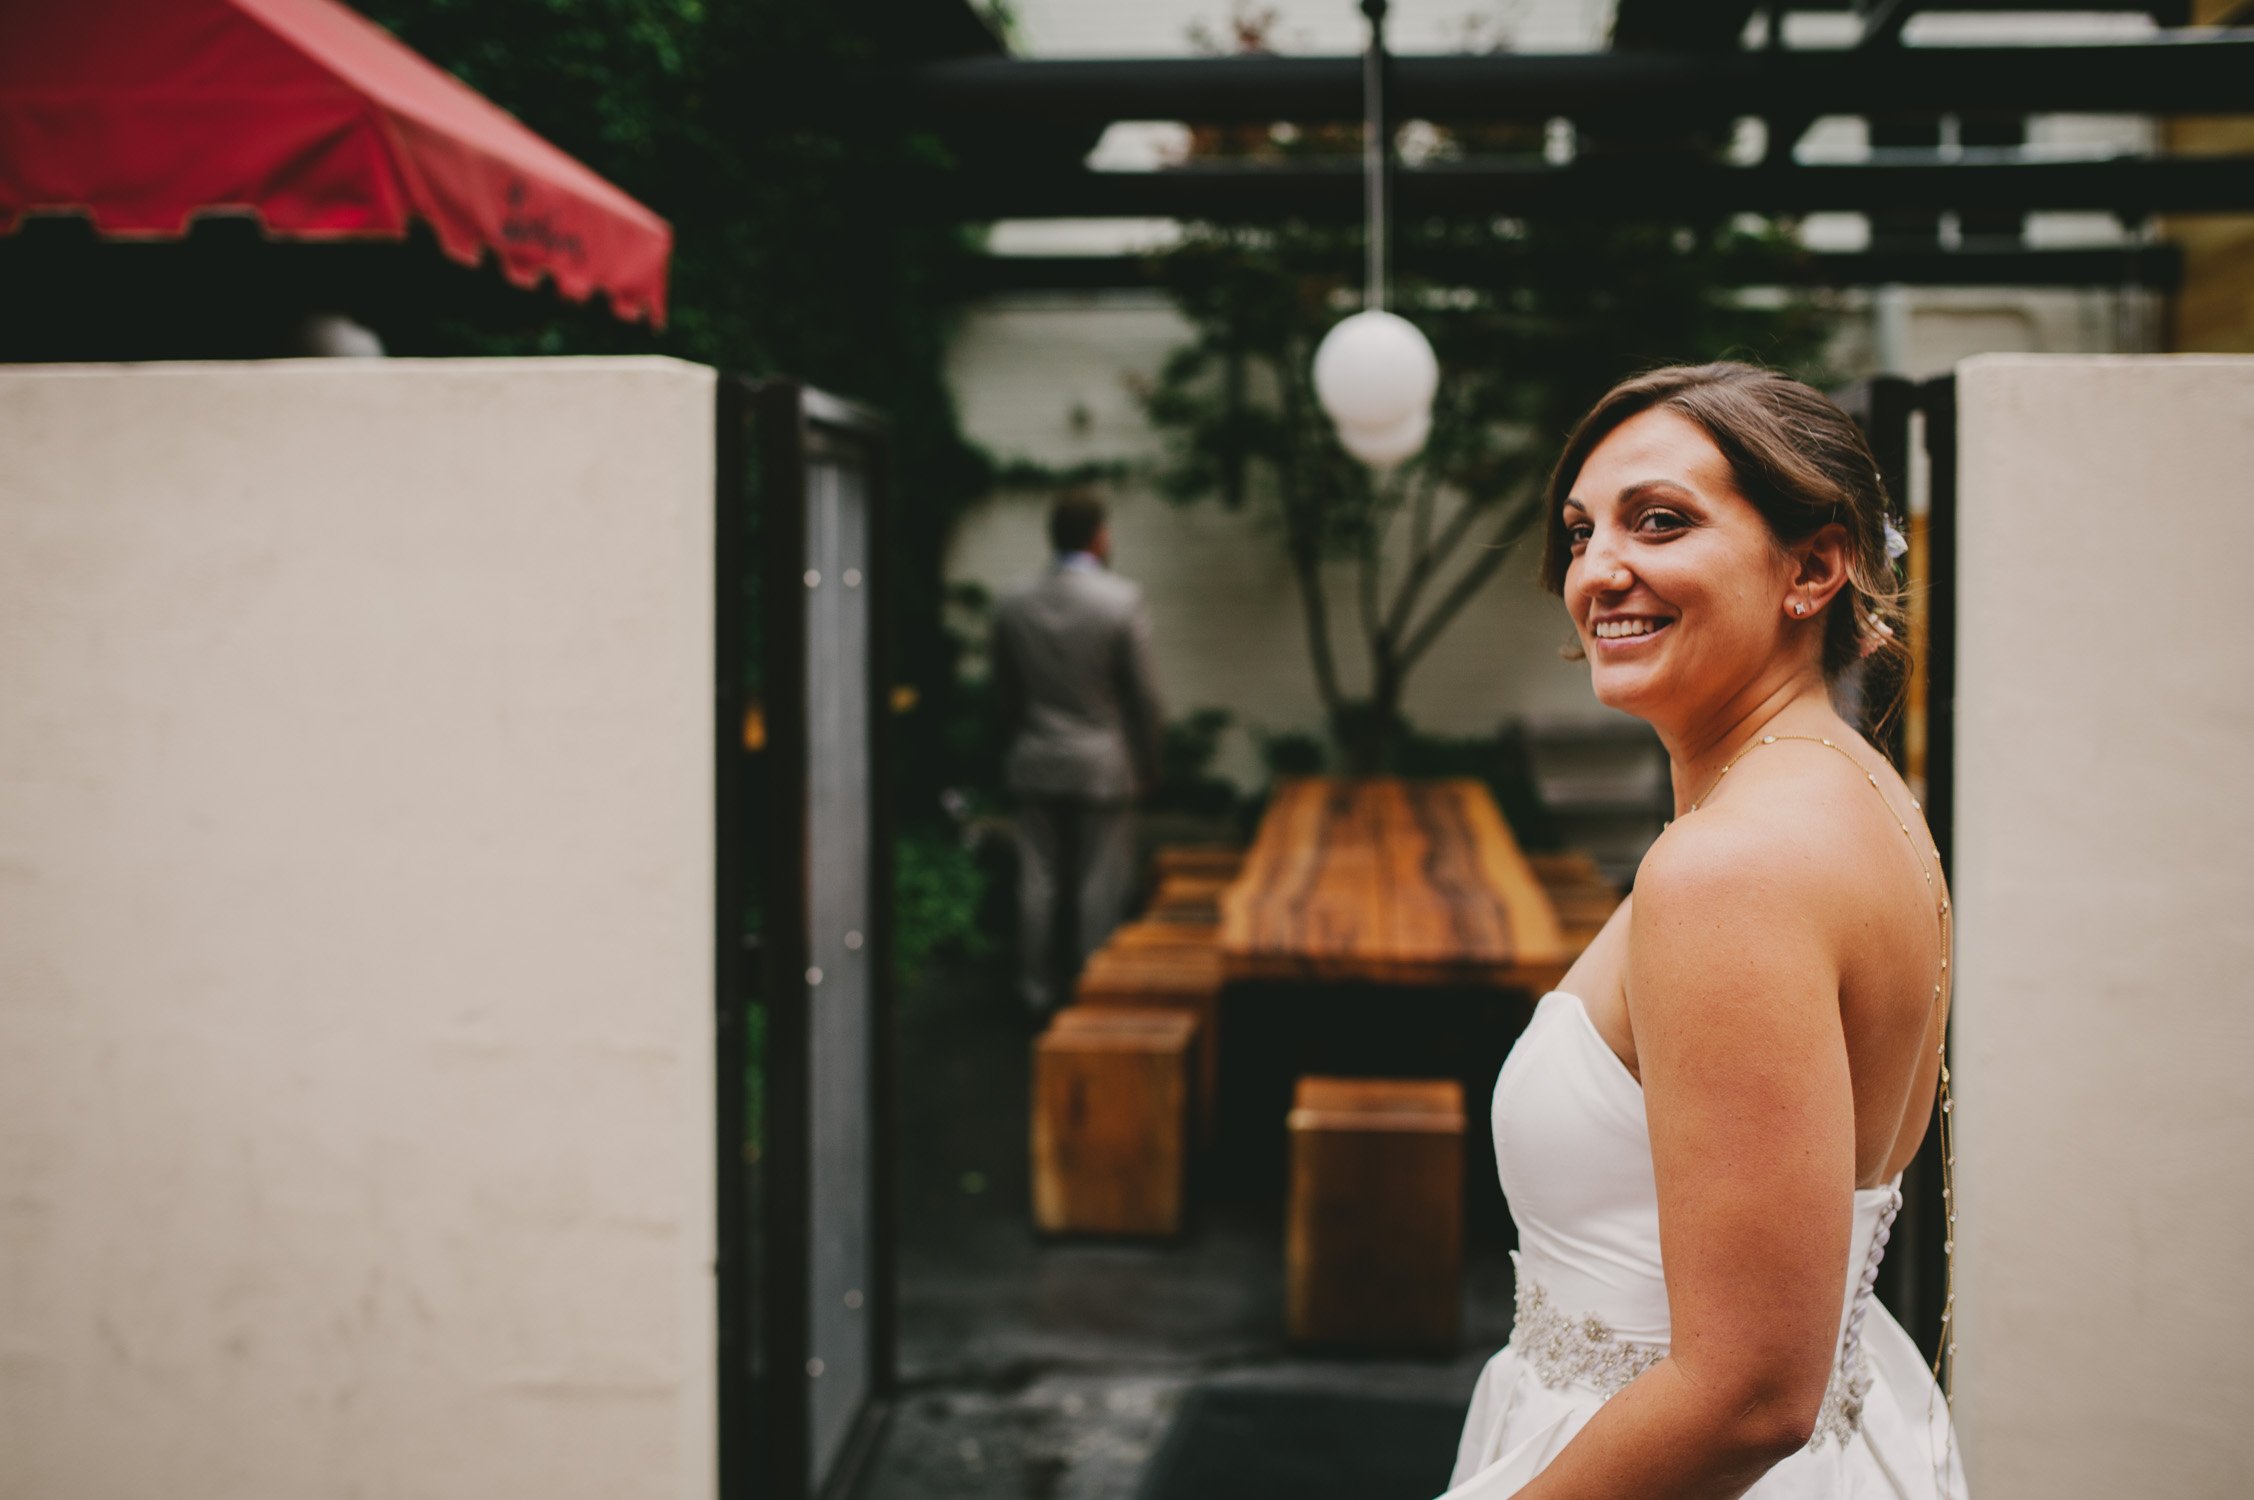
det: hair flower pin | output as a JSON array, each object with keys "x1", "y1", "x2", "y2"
[{"x1": 1882, "y1": 518, "x2": 1910, "y2": 562}]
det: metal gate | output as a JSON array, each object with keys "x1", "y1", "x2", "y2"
[{"x1": 718, "y1": 376, "x2": 895, "y2": 1500}]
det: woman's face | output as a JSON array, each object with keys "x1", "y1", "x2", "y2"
[{"x1": 1560, "y1": 407, "x2": 1804, "y2": 726}]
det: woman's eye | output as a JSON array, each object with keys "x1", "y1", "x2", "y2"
[
  {"x1": 1636, "y1": 510, "x2": 1687, "y2": 534},
  {"x1": 1565, "y1": 525, "x2": 1592, "y2": 548}
]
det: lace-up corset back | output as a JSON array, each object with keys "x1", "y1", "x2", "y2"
[{"x1": 1493, "y1": 991, "x2": 1906, "y2": 1428}]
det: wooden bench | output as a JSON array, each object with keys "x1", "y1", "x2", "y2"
[
  {"x1": 1548, "y1": 884, "x2": 1624, "y2": 932},
  {"x1": 1149, "y1": 872, "x2": 1232, "y2": 921},
  {"x1": 1102, "y1": 919, "x2": 1224, "y2": 953},
  {"x1": 1032, "y1": 1007, "x2": 1199, "y2": 1237},
  {"x1": 1151, "y1": 844, "x2": 1246, "y2": 882},
  {"x1": 1528, "y1": 850, "x2": 1604, "y2": 888},
  {"x1": 1491, "y1": 847, "x2": 1623, "y2": 991},
  {"x1": 1074, "y1": 939, "x2": 1224, "y2": 1144},
  {"x1": 1285, "y1": 1076, "x2": 1465, "y2": 1349}
]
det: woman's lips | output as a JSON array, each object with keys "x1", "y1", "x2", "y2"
[{"x1": 1589, "y1": 616, "x2": 1674, "y2": 651}]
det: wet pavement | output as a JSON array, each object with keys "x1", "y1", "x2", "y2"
[{"x1": 855, "y1": 963, "x2": 1523, "y2": 1500}]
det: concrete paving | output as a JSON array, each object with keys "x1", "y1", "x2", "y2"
[{"x1": 852, "y1": 964, "x2": 1523, "y2": 1500}]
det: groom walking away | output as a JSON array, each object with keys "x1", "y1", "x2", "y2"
[{"x1": 992, "y1": 488, "x2": 1166, "y2": 1023}]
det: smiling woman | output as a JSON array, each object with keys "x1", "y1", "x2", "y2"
[
  {"x1": 1439, "y1": 363, "x2": 1963, "y2": 1500},
  {"x1": 1542, "y1": 365, "x2": 1911, "y2": 699}
]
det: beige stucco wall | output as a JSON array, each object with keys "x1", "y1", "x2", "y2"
[
  {"x1": 0, "y1": 359, "x2": 718, "y2": 1500},
  {"x1": 1952, "y1": 354, "x2": 2254, "y2": 1496}
]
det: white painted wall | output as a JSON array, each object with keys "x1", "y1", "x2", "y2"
[
  {"x1": 0, "y1": 359, "x2": 719, "y2": 1500},
  {"x1": 1952, "y1": 354, "x2": 2254, "y2": 1498},
  {"x1": 944, "y1": 295, "x2": 1620, "y2": 785}
]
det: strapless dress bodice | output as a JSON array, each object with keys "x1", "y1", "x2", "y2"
[
  {"x1": 1440, "y1": 990, "x2": 1965, "y2": 1498},
  {"x1": 1500, "y1": 990, "x2": 1904, "y2": 1354}
]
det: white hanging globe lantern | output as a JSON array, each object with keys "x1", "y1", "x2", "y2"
[
  {"x1": 1313, "y1": 309, "x2": 1438, "y2": 434},
  {"x1": 1335, "y1": 406, "x2": 1432, "y2": 469}
]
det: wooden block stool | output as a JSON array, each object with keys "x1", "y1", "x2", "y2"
[
  {"x1": 1032, "y1": 1008, "x2": 1198, "y2": 1237},
  {"x1": 1049, "y1": 998, "x2": 1208, "y2": 1161},
  {"x1": 1286, "y1": 1076, "x2": 1465, "y2": 1349}
]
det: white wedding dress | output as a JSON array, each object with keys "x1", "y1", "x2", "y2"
[{"x1": 1440, "y1": 989, "x2": 1967, "y2": 1499}]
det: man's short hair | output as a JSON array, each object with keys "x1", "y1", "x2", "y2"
[{"x1": 1048, "y1": 489, "x2": 1107, "y2": 554}]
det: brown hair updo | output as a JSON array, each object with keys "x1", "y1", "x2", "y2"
[{"x1": 1539, "y1": 361, "x2": 1910, "y2": 698}]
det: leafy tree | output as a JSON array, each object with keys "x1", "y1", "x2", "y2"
[
  {"x1": 1138, "y1": 6, "x2": 1837, "y2": 771},
  {"x1": 1145, "y1": 217, "x2": 1837, "y2": 773}
]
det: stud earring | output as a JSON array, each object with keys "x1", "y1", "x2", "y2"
[{"x1": 1791, "y1": 601, "x2": 1807, "y2": 617}]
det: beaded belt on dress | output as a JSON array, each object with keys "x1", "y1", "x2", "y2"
[{"x1": 1509, "y1": 1186, "x2": 1902, "y2": 1449}]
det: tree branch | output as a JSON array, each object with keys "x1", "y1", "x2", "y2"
[
  {"x1": 1382, "y1": 487, "x2": 1488, "y2": 642},
  {"x1": 1277, "y1": 356, "x2": 1345, "y2": 717},
  {"x1": 1344, "y1": 459, "x2": 1406, "y2": 646},
  {"x1": 1357, "y1": 506, "x2": 1385, "y2": 656},
  {"x1": 1397, "y1": 491, "x2": 1544, "y2": 671},
  {"x1": 1408, "y1": 461, "x2": 1440, "y2": 582}
]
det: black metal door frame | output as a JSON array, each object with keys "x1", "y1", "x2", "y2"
[
  {"x1": 717, "y1": 375, "x2": 897, "y2": 1500},
  {"x1": 1838, "y1": 371, "x2": 1958, "y2": 1365},
  {"x1": 1899, "y1": 372, "x2": 1957, "y2": 1368}
]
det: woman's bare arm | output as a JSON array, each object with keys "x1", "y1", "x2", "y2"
[{"x1": 1509, "y1": 810, "x2": 1859, "y2": 1498}]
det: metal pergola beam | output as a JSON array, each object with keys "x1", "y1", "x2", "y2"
[
  {"x1": 907, "y1": 34, "x2": 2254, "y2": 128},
  {"x1": 1612, "y1": 0, "x2": 2194, "y2": 48},
  {"x1": 947, "y1": 155, "x2": 2254, "y2": 221},
  {"x1": 956, "y1": 244, "x2": 2184, "y2": 293},
  {"x1": 1782, "y1": 0, "x2": 2188, "y2": 16},
  {"x1": 1612, "y1": 0, "x2": 1766, "y2": 50}
]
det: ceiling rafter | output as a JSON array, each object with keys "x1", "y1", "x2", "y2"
[
  {"x1": 945, "y1": 155, "x2": 2254, "y2": 221},
  {"x1": 906, "y1": 35, "x2": 2254, "y2": 130},
  {"x1": 958, "y1": 245, "x2": 2184, "y2": 293}
]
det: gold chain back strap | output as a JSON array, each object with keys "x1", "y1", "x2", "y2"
[{"x1": 1687, "y1": 732, "x2": 1957, "y2": 1411}]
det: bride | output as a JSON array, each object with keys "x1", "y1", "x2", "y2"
[{"x1": 1443, "y1": 364, "x2": 1966, "y2": 1499}]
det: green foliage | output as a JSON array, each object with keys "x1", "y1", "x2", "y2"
[
  {"x1": 1144, "y1": 217, "x2": 1837, "y2": 769},
  {"x1": 1258, "y1": 727, "x2": 1332, "y2": 779},
  {"x1": 1152, "y1": 707, "x2": 1241, "y2": 820},
  {"x1": 893, "y1": 823, "x2": 994, "y2": 987},
  {"x1": 924, "y1": 581, "x2": 1008, "y2": 799},
  {"x1": 987, "y1": 455, "x2": 1137, "y2": 490}
]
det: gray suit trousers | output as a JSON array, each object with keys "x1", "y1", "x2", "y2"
[{"x1": 1015, "y1": 796, "x2": 1137, "y2": 1016}]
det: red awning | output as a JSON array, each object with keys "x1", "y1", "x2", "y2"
[{"x1": 0, "y1": 0, "x2": 673, "y2": 326}]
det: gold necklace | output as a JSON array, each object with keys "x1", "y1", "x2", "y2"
[{"x1": 1683, "y1": 731, "x2": 1957, "y2": 1405}]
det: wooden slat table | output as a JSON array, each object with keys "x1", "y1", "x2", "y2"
[{"x1": 1218, "y1": 778, "x2": 1568, "y2": 988}]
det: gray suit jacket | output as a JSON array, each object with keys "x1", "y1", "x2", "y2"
[{"x1": 993, "y1": 562, "x2": 1165, "y2": 802}]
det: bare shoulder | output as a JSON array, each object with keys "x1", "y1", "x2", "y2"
[
  {"x1": 1630, "y1": 750, "x2": 1882, "y2": 990},
  {"x1": 1638, "y1": 790, "x2": 1860, "y2": 922}
]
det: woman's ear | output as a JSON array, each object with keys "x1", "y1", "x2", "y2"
[{"x1": 1793, "y1": 522, "x2": 1854, "y2": 614}]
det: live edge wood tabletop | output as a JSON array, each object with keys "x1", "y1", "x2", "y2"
[{"x1": 1218, "y1": 777, "x2": 1569, "y2": 989}]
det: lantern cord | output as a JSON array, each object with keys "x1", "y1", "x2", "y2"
[{"x1": 1361, "y1": 0, "x2": 1390, "y2": 312}]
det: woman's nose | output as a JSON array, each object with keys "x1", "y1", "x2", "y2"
[{"x1": 1582, "y1": 533, "x2": 1632, "y2": 594}]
